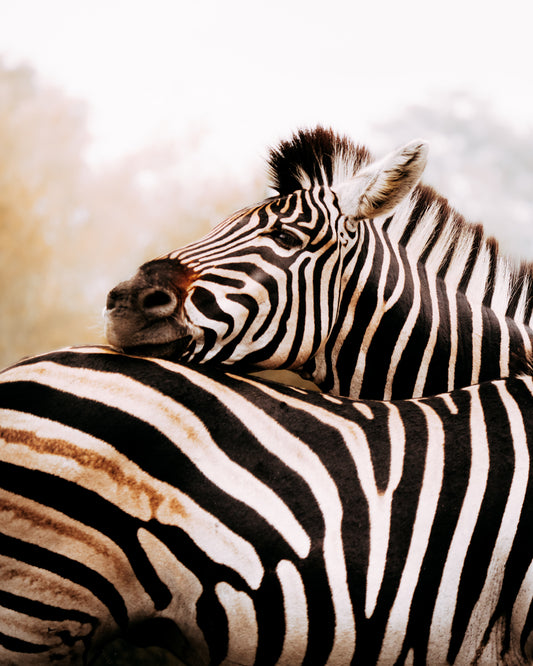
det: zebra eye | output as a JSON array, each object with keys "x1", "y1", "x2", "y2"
[{"x1": 267, "y1": 227, "x2": 303, "y2": 250}]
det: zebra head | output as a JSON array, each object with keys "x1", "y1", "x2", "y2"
[{"x1": 104, "y1": 127, "x2": 428, "y2": 371}]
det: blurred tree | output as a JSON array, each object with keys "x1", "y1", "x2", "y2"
[
  {"x1": 372, "y1": 91, "x2": 533, "y2": 259},
  {"x1": 0, "y1": 61, "x2": 90, "y2": 366},
  {"x1": 0, "y1": 59, "x2": 263, "y2": 369}
]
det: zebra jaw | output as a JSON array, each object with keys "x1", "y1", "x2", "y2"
[{"x1": 118, "y1": 337, "x2": 193, "y2": 359}]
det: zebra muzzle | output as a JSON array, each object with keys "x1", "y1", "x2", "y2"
[{"x1": 104, "y1": 278, "x2": 193, "y2": 359}]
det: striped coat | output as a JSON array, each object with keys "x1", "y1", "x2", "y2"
[{"x1": 1, "y1": 347, "x2": 532, "y2": 664}]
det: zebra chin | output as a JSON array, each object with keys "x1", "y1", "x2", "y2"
[
  {"x1": 119, "y1": 335, "x2": 193, "y2": 360},
  {"x1": 104, "y1": 316, "x2": 194, "y2": 360}
]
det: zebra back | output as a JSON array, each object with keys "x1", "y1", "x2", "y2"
[{"x1": 1, "y1": 346, "x2": 532, "y2": 663}]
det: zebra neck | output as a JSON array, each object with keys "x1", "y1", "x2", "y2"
[{"x1": 306, "y1": 243, "x2": 533, "y2": 400}]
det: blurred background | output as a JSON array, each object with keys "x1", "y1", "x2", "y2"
[
  {"x1": 1, "y1": 0, "x2": 533, "y2": 372},
  {"x1": 1, "y1": 2, "x2": 533, "y2": 662}
]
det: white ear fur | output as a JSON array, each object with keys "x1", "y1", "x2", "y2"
[{"x1": 333, "y1": 140, "x2": 428, "y2": 220}]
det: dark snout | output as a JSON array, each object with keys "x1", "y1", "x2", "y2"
[
  {"x1": 104, "y1": 259, "x2": 195, "y2": 358},
  {"x1": 106, "y1": 282, "x2": 178, "y2": 321}
]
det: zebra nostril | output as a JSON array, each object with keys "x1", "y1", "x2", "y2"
[
  {"x1": 140, "y1": 288, "x2": 178, "y2": 318},
  {"x1": 106, "y1": 289, "x2": 120, "y2": 311},
  {"x1": 143, "y1": 290, "x2": 171, "y2": 309}
]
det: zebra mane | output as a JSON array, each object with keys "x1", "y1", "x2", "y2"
[
  {"x1": 388, "y1": 183, "x2": 533, "y2": 324},
  {"x1": 267, "y1": 126, "x2": 372, "y2": 194},
  {"x1": 268, "y1": 127, "x2": 533, "y2": 326}
]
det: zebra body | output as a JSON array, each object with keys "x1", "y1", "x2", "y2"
[
  {"x1": 1, "y1": 347, "x2": 532, "y2": 664},
  {"x1": 104, "y1": 127, "x2": 533, "y2": 399}
]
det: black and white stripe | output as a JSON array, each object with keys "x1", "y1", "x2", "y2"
[
  {"x1": 104, "y1": 127, "x2": 533, "y2": 399},
  {"x1": 1, "y1": 346, "x2": 532, "y2": 664}
]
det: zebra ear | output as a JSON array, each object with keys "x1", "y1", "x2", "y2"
[{"x1": 333, "y1": 140, "x2": 428, "y2": 220}]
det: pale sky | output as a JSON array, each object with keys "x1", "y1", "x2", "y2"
[{"x1": 1, "y1": 0, "x2": 533, "y2": 169}]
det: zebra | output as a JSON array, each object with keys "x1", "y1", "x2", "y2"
[
  {"x1": 104, "y1": 126, "x2": 533, "y2": 400},
  {"x1": 1, "y1": 345, "x2": 532, "y2": 664}
]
